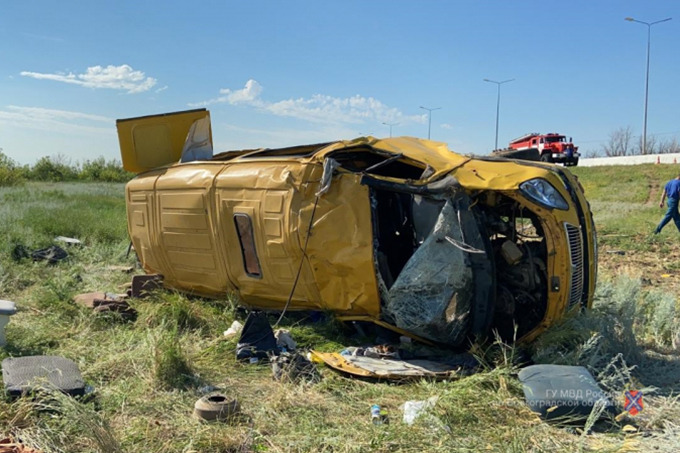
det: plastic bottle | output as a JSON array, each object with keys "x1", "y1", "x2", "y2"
[
  {"x1": 379, "y1": 407, "x2": 389, "y2": 425},
  {"x1": 371, "y1": 404, "x2": 382, "y2": 425}
]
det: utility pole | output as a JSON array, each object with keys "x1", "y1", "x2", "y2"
[
  {"x1": 419, "y1": 106, "x2": 441, "y2": 139},
  {"x1": 625, "y1": 16, "x2": 672, "y2": 154},
  {"x1": 483, "y1": 78, "x2": 514, "y2": 150},
  {"x1": 382, "y1": 122, "x2": 399, "y2": 137}
]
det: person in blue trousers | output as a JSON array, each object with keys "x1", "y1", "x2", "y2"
[{"x1": 655, "y1": 174, "x2": 680, "y2": 234}]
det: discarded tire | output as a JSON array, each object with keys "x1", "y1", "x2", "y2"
[{"x1": 193, "y1": 394, "x2": 239, "y2": 422}]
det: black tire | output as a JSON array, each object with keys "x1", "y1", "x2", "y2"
[
  {"x1": 193, "y1": 394, "x2": 239, "y2": 422},
  {"x1": 540, "y1": 153, "x2": 553, "y2": 163},
  {"x1": 572, "y1": 158, "x2": 579, "y2": 167}
]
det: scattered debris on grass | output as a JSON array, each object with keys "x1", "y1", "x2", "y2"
[
  {"x1": 271, "y1": 351, "x2": 320, "y2": 384},
  {"x1": 235, "y1": 311, "x2": 278, "y2": 361},
  {"x1": 53, "y1": 236, "x2": 81, "y2": 247},
  {"x1": 274, "y1": 329, "x2": 296, "y2": 351},
  {"x1": 311, "y1": 349, "x2": 475, "y2": 380},
  {"x1": 73, "y1": 292, "x2": 136, "y2": 322},
  {"x1": 0, "y1": 300, "x2": 17, "y2": 347},
  {"x1": 223, "y1": 320, "x2": 243, "y2": 338},
  {"x1": 370, "y1": 404, "x2": 389, "y2": 425},
  {"x1": 193, "y1": 393, "x2": 240, "y2": 422},
  {"x1": 2, "y1": 356, "x2": 85, "y2": 398},
  {"x1": 130, "y1": 274, "x2": 163, "y2": 298},
  {"x1": 402, "y1": 396, "x2": 439, "y2": 426},
  {"x1": 11, "y1": 245, "x2": 69, "y2": 264},
  {"x1": 518, "y1": 364, "x2": 614, "y2": 421}
]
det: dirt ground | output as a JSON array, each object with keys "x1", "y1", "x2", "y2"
[{"x1": 598, "y1": 240, "x2": 680, "y2": 294}]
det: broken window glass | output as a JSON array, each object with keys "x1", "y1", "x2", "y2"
[{"x1": 234, "y1": 214, "x2": 262, "y2": 277}]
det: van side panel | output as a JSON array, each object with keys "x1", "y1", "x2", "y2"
[
  {"x1": 214, "y1": 162, "x2": 321, "y2": 308},
  {"x1": 127, "y1": 174, "x2": 164, "y2": 275},
  {"x1": 153, "y1": 165, "x2": 233, "y2": 295}
]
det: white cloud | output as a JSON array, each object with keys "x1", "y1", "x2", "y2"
[
  {"x1": 191, "y1": 79, "x2": 424, "y2": 125},
  {"x1": 6, "y1": 105, "x2": 112, "y2": 122},
  {"x1": 219, "y1": 79, "x2": 263, "y2": 103},
  {"x1": 191, "y1": 79, "x2": 263, "y2": 106},
  {"x1": 20, "y1": 64, "x2": 157, "y2": 93},
  {"x1": 155, "y1": 85, "x2": 169, "y2": 93},
  {"x1": 441, "y1": 123, "x2": 453, "y2": 130},
  {"x1": 0, "y1": 105, "x2": 113, "y2": 135},
  {"x1": 265, "y1": 94, "x2": 403, "y2": 124}
]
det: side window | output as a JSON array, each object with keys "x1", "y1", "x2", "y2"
[{"x1": 234, "y1": 214, "x2": 262, "y2": 277}]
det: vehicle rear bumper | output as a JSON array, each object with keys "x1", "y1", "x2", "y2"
[{"x1": 551, "y1": 152, "x2": 580, "y2": 162}]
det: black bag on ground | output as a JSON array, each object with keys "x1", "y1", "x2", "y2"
[
  {"x1": 31, "y1": 245, "x2": 68, "y2": 264},
  {"x1": 271, "y1": 351, "x2": 320, "y2": 383},
  {"x1": 236, "y1": 311, "x2": 278, "y2": 361}
]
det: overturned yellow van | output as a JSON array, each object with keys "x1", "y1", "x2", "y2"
[{"x1": 117, "y1": 109, "x2": 597, "y2": 347}]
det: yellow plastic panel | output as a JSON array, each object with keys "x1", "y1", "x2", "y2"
[{"x1": 117, "y1": 109, "x2": 210, "y2": 173}]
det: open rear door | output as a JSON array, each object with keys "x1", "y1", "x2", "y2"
[{"x1": 117, "y1": 109, "x2": 212, "y2": 173}]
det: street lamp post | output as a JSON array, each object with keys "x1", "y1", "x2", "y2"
[
  {"x1": 419, "y1": 106, "x2": 441, "y2": 139},
  {"x1": 625, "y1": 16, "x2": 672, "y2": 155},
  {"x1": 382, "y1": 122, "x2": 399, "y2": 137},
  {"x1": 483, "y1": 78, "x2": 514, "y2": 151}
]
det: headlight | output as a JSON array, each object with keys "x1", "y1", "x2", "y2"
[{"x1": 519, "y1": 178, "x2": 569, "y2": 210}]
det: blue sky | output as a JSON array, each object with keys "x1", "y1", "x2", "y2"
[{"x1": 1, "y1": 1, "x2": 679, "y2": 164}]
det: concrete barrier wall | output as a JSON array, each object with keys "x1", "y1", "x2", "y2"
[{"x1": 579, "y1": 153, "x2": 680, "y2": 167}]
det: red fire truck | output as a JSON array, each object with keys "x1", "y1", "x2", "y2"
[{"x1": 508, "y1": 133, "x2": 579, "y2": 166}]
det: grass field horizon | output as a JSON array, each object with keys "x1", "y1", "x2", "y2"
[{"x1": 0, "y1": 163, "x2": 679, "y2": 452}]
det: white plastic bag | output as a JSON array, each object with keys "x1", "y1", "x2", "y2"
[
  {"x1": 401, "y1": 396, "x2": 439, "y2": 425},
  {"x1": 223, "y1": 320, "x2": 243, "y2": 338}
]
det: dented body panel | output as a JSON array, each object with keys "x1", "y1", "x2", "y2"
[
  {"x1": 127, "y1": 161, "x2": 380, "y2": 315},
  {"x1": 119, "y1": 110, "x2": 597, "y2": 347}
]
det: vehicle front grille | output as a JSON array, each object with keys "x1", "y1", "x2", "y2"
[{"x1": 565, "y1": 223, "x2": 584, "y2": 310}]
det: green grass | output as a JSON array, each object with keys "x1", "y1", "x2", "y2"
[
  {"x1": 572, "y1": 164, "x2": 680, "y2": 250},
  {"x1": 0, "y1": 174, "x2": 679, "y2": 452},
  {"x1": 572, "y1": 164, "x2": 679, "y2": 202}
]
